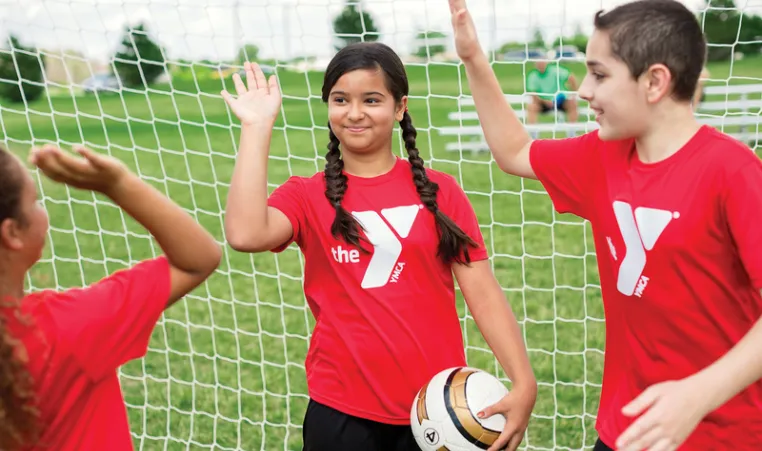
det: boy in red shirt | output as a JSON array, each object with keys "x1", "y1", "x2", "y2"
[
  {"x1": 0, "y1": 144, "x2": 221, "y2": 450},
  {"x1": 449, "y1": 0, "x2": 762, "y2": 450},
  {"x1": 221, "y1": 44, "x2": 537, "y2": 451}
]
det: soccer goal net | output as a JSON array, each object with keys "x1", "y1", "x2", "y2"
[{"x1": 1, "y1": 0, "x2": 760, "y2": 450}]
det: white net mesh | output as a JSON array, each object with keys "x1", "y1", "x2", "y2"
[{"x1": 1, "y1": 0, "x2": 760, "y2": 450}]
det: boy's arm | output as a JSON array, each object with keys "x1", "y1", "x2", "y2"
[
  {"x1": 450, "y1": 1, "x2": 534, "y2": 178},
  {"x1": 450, "y1": 0, "x2": 601, "y2": 219}
]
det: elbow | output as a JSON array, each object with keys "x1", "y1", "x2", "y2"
[
  {"x1": 225, "y1": 229, "x2": 267, "y2": 253},
  {"x1": 224, "y1": 219, "x2": 258, "y2": 252},
  {"x1": 199, "y1": 240, "x2": 223, "y2": 276},
  {"x1": 226, "y1": 234, "x2": 260, "y2": 252},
  {"x1": 494, "y1": 138, "x2": 531, "y2": 175}
]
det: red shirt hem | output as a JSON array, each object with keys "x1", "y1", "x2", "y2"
[{"x1": 309, "y1": 390, "x2": 411, "y2": 425}]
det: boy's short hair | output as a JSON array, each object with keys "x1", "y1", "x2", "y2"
[{"x1": 594, "y1": 0, "x2": 707, "y2": 102}]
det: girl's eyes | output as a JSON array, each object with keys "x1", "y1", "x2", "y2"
[{"x1": 332, "y1": 97, "x2": 381, "y2": 104}]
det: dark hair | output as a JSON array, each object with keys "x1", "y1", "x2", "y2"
[
  {"x1": 593, "y1": 0, "x2": 707, "y2": 102},
  {"x1": 0, "y1": 146, "x2": 40, "y2": 450},
  {"x1": 321, "y1": 42, "x2": 478, "y2": 264}
]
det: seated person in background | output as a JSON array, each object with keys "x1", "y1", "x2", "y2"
[{"x1": 526, "y1": 59, "x2": 579, "y2": 136}]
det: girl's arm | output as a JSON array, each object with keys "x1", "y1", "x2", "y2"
[
  {"x1": 222, "y1": 62, "x2": 293, "y2": 252},
  {"x1": 31, "y1": 145, "x2": 221, "y2": 307},
  {"x1": 454, "y1": 261, "x2": 537, "y2": 451}
]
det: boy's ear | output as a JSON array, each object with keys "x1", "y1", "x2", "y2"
[{"x1": 643, "y1": 63, "x2": 673, "y2": 103}]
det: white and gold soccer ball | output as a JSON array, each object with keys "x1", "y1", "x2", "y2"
[{"x1": 410, "y1": 367, "x2": 509, "y2": 451}]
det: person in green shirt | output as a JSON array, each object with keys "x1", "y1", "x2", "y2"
[{"x1": 526, "y1": 60, "x2": 579, "y2": 130}]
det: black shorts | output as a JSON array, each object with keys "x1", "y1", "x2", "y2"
[
  {"x1": 594, "y1": 438, "x2": 614, "y2": 451},
  {"x1": 302, "y1": 399, "x2": 419, "y2": 451}
]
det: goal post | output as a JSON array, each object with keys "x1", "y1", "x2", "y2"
[{"x1": 1, "y1": 0, "x2": 760, "y2": 450}]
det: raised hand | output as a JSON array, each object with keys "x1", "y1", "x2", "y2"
[
  {"x1": 30, "y1": 144, "x2": 128, "y2": 196},
  {"x1": 449, "y1": 0, "x2": 483, "y2": 62},
  {"x1": 221, "y1": 62, "x2": 282, "y2": 127}
]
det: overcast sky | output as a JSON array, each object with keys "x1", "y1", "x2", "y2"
[{"x1": 0, "y1": 0, "x2": 760, "y2": 63}]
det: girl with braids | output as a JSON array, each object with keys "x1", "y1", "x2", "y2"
[
  {"x1": 222, "y1": 43, "x2": 536, "y2": 451},
  {"x1": 0, "y1": 144, "x2": 220, "y2": 450}
]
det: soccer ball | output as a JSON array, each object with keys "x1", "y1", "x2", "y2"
[{"x1": 410, "y1": 367, "x2": 509, "y2": 451}]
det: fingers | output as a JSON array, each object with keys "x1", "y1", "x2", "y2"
[
  {"x1": 478, "y1": 398, "x2": 507, "y2": 419},
  {"x1": 616, "y1": 409, "x2": 660, "y2": 450},
  {"x1": 449, "y1": 0, "x2": 466, "y2": 15},
  {"x1": 618, "y1": 422, "x2": 664, "y2": 451},
  {"x1": 244, "y1": 61, "x2": 258, "y2": 91},
  {"x1": 220, "y1": 89, "x2": 234, "y2": 106},
  {"x1": 647, "y1": 438, "x2": 676, "y2": 451},
  {"x1": 506, "y1": 431, "x2": 525, "y2": 451},
  {"x1": 477, "y1": 403, "x2": 497, "y2": 419},
  {"x1": 32, "y1": 146, "x2": 74, "y2": 183},
  {"x1": 73, "y1": 145, "x2": 107, "y2": 170},
  {"x1": 252, "y1": 62, "x2": 268, "y2": 93},
  {"x1": 52, "y1": 147, "x2": 95, "y2": 176},
  {"x1": 232, "y1": 71, "x2": 247, "y2": 96},
  {"x1": 622, "y1": 386, "x2": 660, "y2": 417},
  {"x1": 487, "y1": 426, "x2": 514, "y2": 451},
  {"x1": 268, "y1": 74, "x2": 280, "y2": 98}
]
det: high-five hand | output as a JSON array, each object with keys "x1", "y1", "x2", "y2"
[
  {"x1": 221, "y1": 62, "x2": 282, "y2": 127},
  {"x1": 30, "y1": 144, "x2": 128, "y2": 196},
  {"x1": 449, "y1": 0, "x2": 482, "y2": 62}
]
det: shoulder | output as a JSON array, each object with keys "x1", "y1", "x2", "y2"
[
  {"x1": 699, "y1": 126, "x2": 759, "y2": 175},
  {"x1": 420, "y1": 164, "x2": 459, "y2": 186},
  {"x1": 421, "y1": 164, "x2": 468, "y2": 199},
  {"x1": 272, "y1": 172, "x2": 325, "y2": 195}
]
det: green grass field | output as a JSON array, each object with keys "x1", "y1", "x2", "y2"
[{"x1": 2, "y1": 55, "x2": 760, "y2": 451}]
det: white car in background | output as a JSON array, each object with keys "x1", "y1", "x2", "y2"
[{"x1": 82, "y1": 74, "x2": 119, "y2": 93}]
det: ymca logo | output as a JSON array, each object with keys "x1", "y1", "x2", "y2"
[
  {"x1": 331, "y1": 204, "x2": 422, "y2": 289},
  {"x1": 612, "y1": 201, "x2": 679, "y2": 297}
]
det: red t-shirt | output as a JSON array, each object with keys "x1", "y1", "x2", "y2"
[
  {"x1": 530, "y1": 125, "x2": 762, "y2": 449},
  {"x1": 5, "y1": 256, "x2": 171, "y2": 451},
  {"x1": 267, "y1": 157, "x2": 488, "y2": 424}
]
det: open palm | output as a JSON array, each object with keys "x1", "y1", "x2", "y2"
[
  {"x1": 221, "y1": 62, "x2": 281, "y2": 127},
  {"x1": 449, "y1": 0, "x2": 482, "y2": 62}
]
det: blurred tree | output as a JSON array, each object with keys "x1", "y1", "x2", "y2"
[
  {"x1": 113, "y1": 23, "x2": 166, "y2": 88},
  {"x1": 700, "y1": 0, "x2": 762, "y2": 61},
  {"x1": 237, "y1": 44, "x2": 260, "y2": 64},
  {"x1": 0, "y1": 35, "x2": 45, "y2": 104},
  {"x1": 332, "y1": 0, "x2": 380, "y2": 50}
]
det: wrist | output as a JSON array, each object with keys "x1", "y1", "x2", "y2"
[
  {"x1": 241, "y1": 120, "x2": 276, "y2": 132},
  {"x1": 462, "y1": 51, "x2": 489, "y2": 69},
  {"x1": 511, "y1": 372, "x2": 538, "y2": 395},
  {"x1": 104, "y1": 171, "x2": 139, "y2": 202},
  {"x1": 688, "y1": 368, "x2": 729, "y2": 414}
]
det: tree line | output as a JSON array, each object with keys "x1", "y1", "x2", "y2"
[{"x1": 1, "y1": 0, "x2": 760, "y2": 104}]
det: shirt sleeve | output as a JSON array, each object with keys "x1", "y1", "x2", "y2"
[
  {"x1": 266, "y1": 176, "x2": 308, "y2": 252},
  {"x1": 526, "y1": 71, "x2": 539, "y2": 93},
  {"x1": 440, "y1": 174, "x2": 489, "y2": 263},
  {"x1": 529, "y1": 131, "x2": 602, "y2": 220},
  {"x1": 47, "y1": 256, "x2": 171, "y2": 381},
  {"x1": 723, "y1": 161, "x2": 762, "y2": 290}
]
